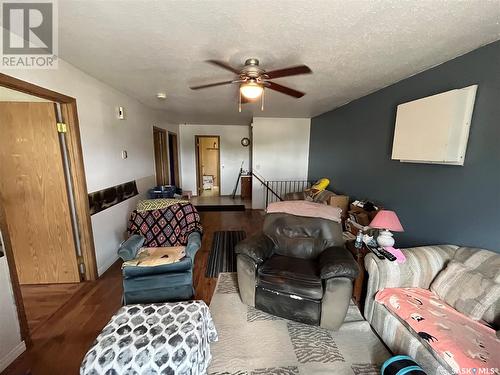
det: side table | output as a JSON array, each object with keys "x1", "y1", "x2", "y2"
[{"x1": 346, "y1": 239, "x2": 370, "y2": 314}]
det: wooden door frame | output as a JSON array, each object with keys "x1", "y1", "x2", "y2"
[
  {"x1": 167, "y1": 131, "x2": 180, "y2": 187},
  {"x1": 0, "y1": 73, "x2": 98, "y2": 345},
  {"x1": 153, "y1": 126, "x2": 168, "y2": 186},
  {"x1": 194, "y1": 135, "x2": 221, "y2": 196}
]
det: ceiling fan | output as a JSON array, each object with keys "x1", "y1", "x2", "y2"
[{"x1": 190, "y1": 58, "x2": 312, "y2": 111}]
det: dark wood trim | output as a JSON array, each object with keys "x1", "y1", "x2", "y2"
[
  {"x1": 153, "y1": 126, "x2": 168, "y2": 186},
  {"x1": 0, "y1": 72, "x2": 75, "y2": 103},
  {"x1": 195, "y1": 135, "x2": 221, "y2": 196},
  {"x1": 167, "y1": 131, "x2": 180, "y2": 186},
  {"x1": 61, "y1": 102, "x2": 98, "y2": 281},
  {"x1": 0, "y1": 204, "x2": 31, "y2": 347}
]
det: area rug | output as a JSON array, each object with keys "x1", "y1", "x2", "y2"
[
  {"x1": 206, "y1": 231, "x2": 246, "y2": 277},
  {"x1": 208, "y1": 273, "x2": 390, "y2": 375}
]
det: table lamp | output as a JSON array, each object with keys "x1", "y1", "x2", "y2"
[{"x1": 369, "y1": 210, "x2": 404, "y2": 247}]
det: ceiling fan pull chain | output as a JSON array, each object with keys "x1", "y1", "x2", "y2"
[
  {"x1": 261, "y1": 89, "x2": 265, "y2": 111},
  {"x1": 238, "y1": 90, "x2": 242, "y2": 113}
]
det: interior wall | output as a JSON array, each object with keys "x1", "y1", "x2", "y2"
[
  {"x1": 0, "y1": 253, "x2": 25, "y2": 372},
  {"x1": 179, "y1": 124, "x2": 250, "y2": 196},
  {"x1": 0, "y1": 59, "x2": 178, "y2": 275},
  {"x1": 251, "y1": 117, "x2": 311, "y2": 209},
  {"x1": 308, "y1": 40, "x2": 500, "y2": 251}
]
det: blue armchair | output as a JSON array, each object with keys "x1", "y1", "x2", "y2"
[
  {"x1": 118, "y1": 232, "x2": 201, "y2": 304},
  {"x1": 118, "y1": 202, "x2": 203, "y2": 304}
]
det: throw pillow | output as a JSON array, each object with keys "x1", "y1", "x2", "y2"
[{"x1": 430, "y1": 261, "x2": 500, "y2": 323}]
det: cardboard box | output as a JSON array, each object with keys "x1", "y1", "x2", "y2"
[
  {"x1": 328, "y1": 195, "x2": 349, "y2": 217},
  {"x1": 349, "y1": 203, "x2": 379, "y2": 221}
]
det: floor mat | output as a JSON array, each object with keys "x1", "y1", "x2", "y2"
[
  {"x1": 206, "y1": 231, "x2": 246, "y2": 277},
  {"x1": 208, "y1": 272, "x2": 390, "y2": 375}
]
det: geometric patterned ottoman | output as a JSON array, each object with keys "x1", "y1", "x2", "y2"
[{"x1": 80, "y1": 301, "x2": 218, "y2": 375}]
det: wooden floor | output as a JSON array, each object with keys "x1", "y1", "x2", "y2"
[
  {"x1": 21, "y1": 283, "x2": 87, "y2": 333},
  {"x1": 3, "y1": 210, "x2": 264, "y2": 375}
]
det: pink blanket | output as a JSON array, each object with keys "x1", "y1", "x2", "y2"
[
  {"x1": 267, "y1": 200, "x2": 342, "y2": 222},
  {"x1": 376, "y1": 288, "x2": 500, "y2": 374}
]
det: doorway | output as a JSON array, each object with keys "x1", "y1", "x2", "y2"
[
  {"x1": 195, "y1": 136, "x2": 221, "y2": 197},
  {"x1": 0, "y1": 74, "x2": 97, "y2": 343},
  {"x1": 153, "y1": 126, "x2": 169, "y2": 186},
  {"x1": 168, "y1": 132, "x2": 180, "y2": 187}
]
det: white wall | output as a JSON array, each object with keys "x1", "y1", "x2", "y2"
[
  {"x1": 0, "y1": 235, "x2": 25, "y2": 372},
  {"x1": 252, "y1": 117, "x2": 311, "y2": 209},
  {"x1": 0, "y1": 60, "x2": 178, "y2": 275},
  {"x1": 179, "y1": 124, "x2": 250, "y2": 196}
]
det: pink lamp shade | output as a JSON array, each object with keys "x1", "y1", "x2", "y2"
[{"x1": 369, "y1": 210, "x2": 404, "y2": 232}]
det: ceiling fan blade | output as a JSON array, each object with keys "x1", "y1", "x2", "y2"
[
  {"x1": 190, "y1": 80, "x2": 234, "y2": 90},
  {"x1": 265, "y1": 65, "x2": 312, "y2": 79},
  {"x1": 206, "y1": 59, "x2": 240, "y2": 74},
  {"x1": 267, "y1": 81, "x2": 305, "y2": 98}
]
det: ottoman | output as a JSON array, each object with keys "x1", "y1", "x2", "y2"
[{"x1": 80, "y1": 301, "x2": 218, "y2": 375}]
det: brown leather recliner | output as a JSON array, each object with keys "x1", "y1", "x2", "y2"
[{"x1": 235, "y1": 212, "x2": 359, "y2": 330}]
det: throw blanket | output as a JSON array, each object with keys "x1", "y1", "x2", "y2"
[
  {"x1": 80, "y1": 301, "x2": 218, "y2": 375},
  {"x1": 267, "y1": 200, "x2": 342, "y2": 223},
  {"x1": 122, "y1": 246, "x2": 186, "y2": 268},
  {"x1": 128, "y1": 202, "x2": 202, "y2": 247},
  {"x1": 376, "y1": 287, "x2": 500, "y2": 374},
  {"x1": 136, "y1": 198, "x2": 189, "y2": 212}
]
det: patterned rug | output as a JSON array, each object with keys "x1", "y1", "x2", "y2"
[
  {"x1": 208, "y1": 273, "x2": 390, "y2": 375},
  {"x1": 205, "y1": 231, "x2": 246, "y2": 278}
]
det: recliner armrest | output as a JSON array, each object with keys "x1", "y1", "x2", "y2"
[
  {"x1": 118, "y1": 234, "x2": 145, "y2": 261},
  {"x1": 319, "y1": 246, "x2": 359, "y2": 280},
  {"x1": 235, "y1": 232, "x2": 274, "y2": 264},
  {"x1": 185, "y1": 231, "x2": 202, "y2": 259}
]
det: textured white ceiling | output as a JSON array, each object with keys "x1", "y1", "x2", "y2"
[{"x1": 58, "y1": 0, "x2": 500, "y2": 125}]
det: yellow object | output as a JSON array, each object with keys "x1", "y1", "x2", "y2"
[
  {"x1": 306, "y1": 178, "x2": 330, "y2": 196},
  {"x1": 311, "y1": 178, "x2": 330, "y2": 191}
]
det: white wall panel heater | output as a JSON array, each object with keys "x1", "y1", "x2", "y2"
[{"x1": 391, "y1": 85, "x2": 477, "y2": 166}]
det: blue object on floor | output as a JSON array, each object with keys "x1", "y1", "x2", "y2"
[{"x1": 381, "y1": 355, "x2": 427, "y2": 375}]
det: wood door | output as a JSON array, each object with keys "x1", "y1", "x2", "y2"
[
  {"x1": 153, "y1": 127, "x2": 168, "y2": 186},
  {"x1": 0, "y1": 102, "x2": 80, "y2": 284}
]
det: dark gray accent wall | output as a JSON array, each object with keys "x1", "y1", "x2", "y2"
[{"x1": 308, "y1": 41, "x2": 500, "y2": 251}]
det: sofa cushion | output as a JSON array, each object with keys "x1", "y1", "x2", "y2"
[
  {"x1": 430, "y1": 260, "x2": 500, "y2": 324},
  {"x1": 257, "y1": 255, "x2": 323, "y2": 300},
  {"x1": 122, "y1": 256, "x2": 192, "y2": 278},
  {"x1": 123, "y1": 246, "x2": 186, "y2": 268},
  {"x1": 376, "y1": 287, "x2": 500, "y2": 374}
]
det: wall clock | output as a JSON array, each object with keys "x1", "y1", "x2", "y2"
[{"x1": 241, "y1": 137, "x2": 251, "y2": 147}]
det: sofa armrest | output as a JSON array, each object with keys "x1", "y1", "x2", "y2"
[
  {"x1": 319, "y1": 246, "x2": 359, "y2": 280},
  {"x1": 364, "y1": 244, "x2": 458, "y2": 323},
  {"x1": 185, "y1": 232, "x2": 202, "y2": 259},
  {"x1": 117, "y1": 234, "x2": 145, "y2": 261},
  {"x1": 235, "y1": 232, "x2": 274, "y2": 264}
]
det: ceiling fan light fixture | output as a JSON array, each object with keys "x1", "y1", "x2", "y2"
[{"x1": 240, "y1": 81, "x2": 263, "y2": 99}]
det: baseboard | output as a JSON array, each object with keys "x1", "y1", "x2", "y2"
[
  {"x1": 0, "y1": 341, "x2": 26, "y2": 372},
  {"x1": 98, "y1": 254, "x2": 119, "y2": 277}
]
